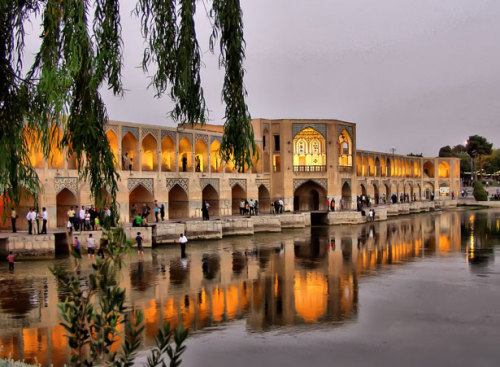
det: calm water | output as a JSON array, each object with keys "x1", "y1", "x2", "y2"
[{"x1": 1, "y1": 209, "x2": 500, "y2": 366}]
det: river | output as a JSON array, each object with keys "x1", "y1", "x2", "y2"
[{"x1": 1, "y1": 209, "x2": 500, "y2": 366}]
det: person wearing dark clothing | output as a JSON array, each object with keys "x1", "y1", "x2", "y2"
[
  {"x1": 41, "y1": 207, "x2": 48, "y2": 234},
  {"x1": 136, "y1": 232, "x2": 144, "y2": 256},
  {"x1": 182, "y1": 156, "x2": 187, "y2": 172},
  {"x1": 11, "y1": 209, "x2": 17, "y2": 233},
  {"x1": 160, "y1": 204, "x2": 165, "y2": 221},
  {"x1": 330, "y1": 198, "x2": 335, "y2": 212}
]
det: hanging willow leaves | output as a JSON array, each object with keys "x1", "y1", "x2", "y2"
[
  {"x1": 135, "y1": 0, "x2": 207, "y2": 125},
  {"x1": 210, "y1": 0, "x2": 255, "y2": 169},
  {"x1": 0, "y1": 1, "x2": 41, "y2": 208}
]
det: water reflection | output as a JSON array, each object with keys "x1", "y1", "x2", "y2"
[{"x1": 2, "y1": 210, "x2": 500, "y2": 365}]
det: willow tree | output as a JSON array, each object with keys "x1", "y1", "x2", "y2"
[{"x1": 1, "y1": 0, "x2": 254, "y2": 208}]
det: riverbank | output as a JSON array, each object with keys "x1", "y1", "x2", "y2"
[{"x1": 0, "y1": 200, "x2": 458, "y2": 259}]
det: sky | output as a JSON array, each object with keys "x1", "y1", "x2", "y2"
[{"x1": 25, "y1": 0, "x2": 500, "y2": 156}]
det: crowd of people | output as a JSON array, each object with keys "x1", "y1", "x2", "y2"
[{"x1": 66, "y1": 205, "x2": 112, "y2": 233}]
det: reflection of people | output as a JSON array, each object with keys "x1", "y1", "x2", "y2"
[
  {"x1": 87, "y1": 234, "x2": 95, "y2": 261},
  {"x1": 73, "y1": 236, "x2": 81, "y2": 257},
  {"x1": 178, "y1": 233, "x2": 188, "y2": 258}
]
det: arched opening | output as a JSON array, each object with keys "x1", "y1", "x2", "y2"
[
  {"x1": 106, "y1": 130, "x2": 119, "y2": 168},
  {"x1": 179, "y1": 137, "x2": 192, "y2": 172},
  {"x1": 231, "y1": 184, "x2": 247, "y2": 215},
  {"x1": 293, "y1": 181, "x2": 327, "y2": 211},
  {"x1": 129, "y1": 185, "x2": 154, "y2": 221},
  {"x1": 0, "y1": 189, "x2": 36, "y2": 231},
  {"x1": 373, "y1": 184, "x2": 379, "y2": 204},
  {"x1": 140, "y1": 134, "x2": 157, "y2": 171},
  {"x1": 423, "y1": 161, "x2": 435, "y2": 178},
  {"x1": 202, "y1": 185, "x2": 219, "y2": 217},
  {"x1": 362, "y1": 157, "x2": 368, "y2": 176},
  {"x1": 368, "y1": 157, "x2": 375, "y2": 176},
  {"x1": 142, "y1": 134, "x2": 158, "y2": 171},
  {"x1": 194, "y1": 139, "x2": 208, "y2": 173},
  {"x1": 168, "y1": 184, "x2": 189, "y2": 219},
  {"x1": 122, "y1": 132, "x2": 139, "y2": 171},
  {"x1": 414, "y1": 161, "x2": 420, "y2": 177},
  {"x1": 439, "y1": 182, "x2": 450, "y2": 197},
  {"x1": 25, "y1": 127, "x2": 44, "y2": 169},
  {"x1": 341, "y1": 182, "x2": 352, "y2": 210},
  {"x1": 338, "y1": 130, "x2": 352, "y2": 167},
  {"x1": 293, "y1": 127, "x2": 326, "y2": 172},
  {"x1": 385, "y1": 183, "x2": 391, "y2": 200},
  {"x1": 438, "y1": 161, "x2": 450, "y2": 178},
  {"x1": 424, "y1": 183, "x2": 434, "y2": 200},
  {"x1": 356, "y1": 156, "x2": 362, "y2": 176},
  {"x1": 387, "y1": 158, "x2": 392, "y2": 177},
  {"x1": 56, "y1": 188, "x2": 77, "y2": 227},
  {"x1": 375, "y1": 157, "x2": 381, "y2": 176},
  {"x1": 380, "y1": 158, "x2": 386, "y2": 177},
  {"x1": 251, "y1": 145, "x2": 262, "y2": 173},
  {"x1": 161, "y1": 135, "x2": 175, "y2": 172},
  {"x1": 263, "y1": 129, "x2": 271, "y2": 173},
  {"x1": 210, "y1": 140, "x2": 222, "y2": 173},
  {"x1": 258, "y1": 185, "x2": 271, "y2": 214},
  {"x1": 359, "y1": 184, "x2": 367, "y2": 197},
  {"x1": 49, "y1": 126, "x2": 64, "y2": 169}
]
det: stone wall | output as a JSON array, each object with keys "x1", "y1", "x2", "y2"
[{"x1": 6, "y1": 234, "x2": 55, "y2": 259}]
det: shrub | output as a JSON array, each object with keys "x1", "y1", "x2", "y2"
[{"x1": 473, "y1": 181, "x2": 488, "y2": 201}]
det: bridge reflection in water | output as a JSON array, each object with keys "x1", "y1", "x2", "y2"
[{"x1": 3, "y1": 210, "x2": 496, "y2": 365}]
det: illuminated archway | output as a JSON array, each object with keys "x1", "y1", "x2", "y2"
[
  {"x1": 368, "y1": 157, "x2": 375, "y2": 176},
  {"x1": 106, "y1": 130, "x2": 119, "y2": 168},
  {"x1": 161, "y1": 136, "x2": 175, "y2": 172},
  {"x1": 293, "y1": 127, "x2": 326, "y2": 172},
  {"x1": 263, "y1": 129, "x2": 271, "y2": 173},
  {"x1": 25, "y1": 127, "x2": 44, "y2": 168},
  {"x1": 231, "y1": 184, "x2": 246, "y2": 215},
  {"x1": 258, "y1": 185, "x2": 271, "y2": 214},
  {"x1": 210, "y1": 140, "x2": 222, "y2": 172},
  {"x1": 56, "y1": 188, "x2": 77, "y2": 227},
  {"x1": 195, "y1": 139, "x2": 208, "y2": 172},
  {"x1": 375, "y1": 157, "x2": 381, "y2": 176},
  {"x1": 168, "y1": 184, "x2": 188, "y2": 219},
  {"x1": 438, "y1": 161, "x2": 450, "y2": 178},
  {"x1": 179, "y1": 137, "x2": 192, "y2": 172},
  {"x1": 423, "y1": 161, "x2": 435, "y2": 178},
  {"x1": 129, "y1": 185, "x2": 154, "y2": 220},
  {"x1": 142, "y1": 134, "x2": 158, "y2": 171},
  {"x1": 202, "y1": 185, "x2": 219, "y2": 217},
  {"x1": 356, "y1": 156, "x2": 362, "y2": 176},
  {"x1": 251, "y1": 145, "x2": 262, "y2": 173},
  {"x1": 49, "y1": 126, "x2": 64, "y2": 169},
  {"x1": 294, "y1": 181, "x2": 327, "y2": 211},
  {"x1": 122, "y1": 132, "x2": 139, "y2": 171},
  {"x1": 387, "y1": 158, "x2": 392, "y2": 177},
  {"x1": 362, "y1": 157, "x2": 368, "y2": 176},
  {"x1": 380, "y1": 158, "x2": 386, "y2": 177},
  {"x1": 338, "y1": 130, "x2": 352, "y2": 167}
]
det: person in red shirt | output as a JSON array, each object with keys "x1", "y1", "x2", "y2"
[{"x1": 6, "y1": 251, "x2": 15, "y2": 271}]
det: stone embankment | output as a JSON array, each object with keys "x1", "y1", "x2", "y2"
[{"x1": 1, "y1": 201, "x2": 459, "y2": 258}]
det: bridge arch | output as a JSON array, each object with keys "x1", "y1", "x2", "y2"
[
  {"x1": 293, "y1": 180, "x2": 327, "y2": 211},
  {"x1": 168, "y1": 184, "x2": 188, "y2": 219}
]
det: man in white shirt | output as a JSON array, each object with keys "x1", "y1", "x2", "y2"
[
  {"x1": 178, "y1": 233, "x2": 188, "y2": 258},
  {"x1": 79, "y1": 207, "x2": 86, "y2": 231},
  {"x1": 41, "y1": 207, "x2": 48, "y2": 234},
  {"x1": 278, "y1": 199, "x2": 284, "y2": 213},
  {"x1": 26, "y1": 208, "x2": 33, "y2": 235}
]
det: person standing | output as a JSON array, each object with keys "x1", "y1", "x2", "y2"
[
  {"x1": 136, "y1": 232, "x2": 144, "y2": 257},
  {"x1": 34, "y1": 208, "x2": 40, "y2": 234},
  {"x1": 41, "y1": 207, "x2": 48, "y2": 234},
  {"x1": 26, "y1": 208, "x2": 33, "y2": 235},
  {"x1": 11, "y1": 208, "x2": 17, "y2": 233},
  {"x1": 87, "y1": 233, "x2": 95, "y2": 261},
  {"x1": 6, "y1": 251, "x2": 15, "y2": 271},
  {"x1": 154, "y1": 200, "x2": 159, "y2": 222},
  {"x1": 239, "y1": 199, "x2": 245, "y2": 215},
  {"x1": 278, "y1": 199, "x2": 284, "y2": 213},
  {"x1": 178, "y1": 233, "x2": 188, "y2": 258},
  {"x1": 79, "y1": 206, "x2": 86, "y2": 231},
  {"x1": 73, "y1": 236, "x2": 81, "y2": 257},
  {"x1": 160, "y1": 203, "x2": 165, "y2": 221}
]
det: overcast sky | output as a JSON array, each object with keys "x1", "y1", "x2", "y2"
[{"x1": 26, "y1": 0, "x2": 500, "y2": 156}]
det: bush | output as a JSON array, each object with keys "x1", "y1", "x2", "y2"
[{"x1": 473, "y1": 181, "x2": 488, "y2": 201}]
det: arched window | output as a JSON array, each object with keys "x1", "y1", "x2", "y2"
[
  {"x1": 310, "y1": 139, "x2": 321, "y2": 154},
  {"x1": 338, "y1": 130, "x2": 352, "y2": 167},
  {"x1": 296, "y1": 139, "x2": 307, "y2": 155}
]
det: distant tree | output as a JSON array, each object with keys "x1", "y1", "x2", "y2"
[
  {"x1": 455, "y1": 152, "x2": 472, "y2": 177},
  {"x1": 466, "y1": 135, "x2": 493, "y2": 180},
  {"x1": 452, "y1": 144, "x2": 467, "y2": 154},
  {"x1": 483, "y1": 149, "x2": 500, "y2": 174},
  {"x1": 407, "y1": 152, "x2": 423, "y2": 157},
  {"x1": 438, "y1": 146, "x2": 454, "y2": 157},
  {"x1": 473, "y1": 181, "x2": 488, "y2": 201}
]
